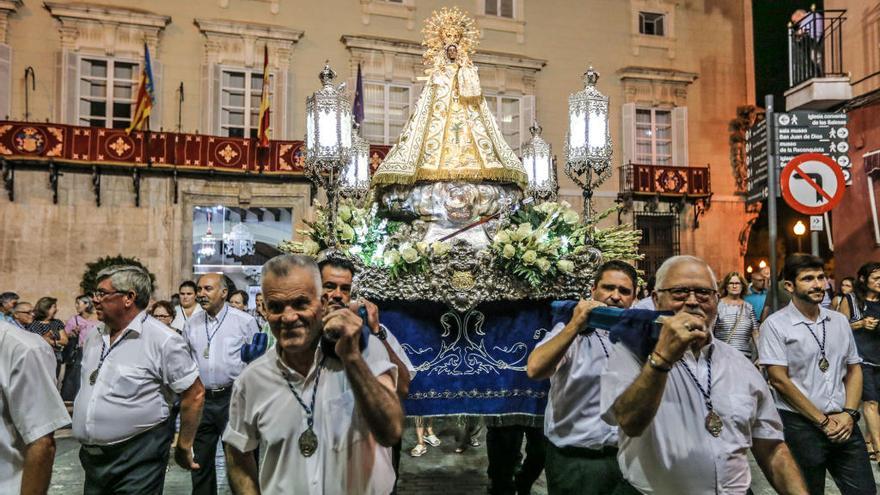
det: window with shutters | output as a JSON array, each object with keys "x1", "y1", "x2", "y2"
[
  {"x1": 363, "y1": 81, "x2": 411, "y2": 145},
  {"x1": 485, "y1": 0, "x2": 514, "y2": 18},
  {"x1": 78, "y1": 57, "x2": 139, "y2": 129},
  {"x1": 484, "y1": 93, "x2": 524, "y2": 149},
  {"x1": 638, "y1": 12, "x2": 665, "y2": 36},
  {"x1": 219, "y1": 68, "x2": 274, "y2": 139},
  {"x1": 635, "y1": 108, "x2": 672, "y2": 165}
]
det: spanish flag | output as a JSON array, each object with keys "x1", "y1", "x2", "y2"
[
  {"x1": 126, "y1": 43, "x2": 156, "y2": 135},
  {"x1": 257, "y1": 45, "x2": 271, "y2": 148}
]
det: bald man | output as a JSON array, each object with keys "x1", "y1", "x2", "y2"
[{"x1": 183, "y1": 273, "x2": 260, "y2": 495}]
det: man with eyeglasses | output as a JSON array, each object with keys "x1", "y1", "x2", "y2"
[
  {"x1": 600, "y1": 255, "x2": 807, "y2": 494},
  {"x1": 10, "y1": 302, "x2": 34, "y2": 330},
  {"x1": 527, "y1": 260, "x2": 638, "y2": 495},
  {"x1": 759, "y1": 254, "x2": 876, "y2": 493},
  {"x1": 73, "y1": 265, "x2": 205, "y2": 494}
]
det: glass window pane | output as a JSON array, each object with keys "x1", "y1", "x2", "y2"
[
  {"x1": 224, "y1": 110, "x2": 245, "y2": 126},
  {"x1": 500, "y1": 0, "x2": 514, "y2": 18},
  {"x1": 89, "y1": 118, "x2": 106, "y2": 127},
  {"x1": 113, "y1": 102, "x2": 131, "y2": 119},
  {"x1": 223, "y1": 91, "x2": 245, "y2": 108},
  {"x1": 363, "y1": 122, "x2": 384, "y2": 143},
  {"x1": 485, "y1": 0, "x2": 497, "y2": 15},
  {"x1": 112, "y1": 120, "x2": 129, "y2": 130},
  {"x1": 114, "y1": 83, "x2": 133, "y2": 100},
  {"x1": 655, "y1": 110, "x2": 671, "y2": 125},
  {"x1": 90, "y1": 101, "x2": 106, "y2": 118},
  {"x1": 636, "y1": 109, "x2": 652, "y2": 124},
  {"x1": 227, "y1": 127, "x2": 244, "y2": 138},
  {"x1": 223, "y1": 71, "x2": 246, "y2": 89},
  {"x1": 114, "y1": 63, "x2": 136, "y2": 81},
  {"x1": 84, "y1": 59, "x2": 107, "y2": 78}
]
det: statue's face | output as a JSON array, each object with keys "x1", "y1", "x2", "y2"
[{"x1": 445, "y1": 44, "x2": 458, "y2": 61}]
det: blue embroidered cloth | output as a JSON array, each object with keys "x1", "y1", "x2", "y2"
[{"x1": 378, "y1": 300, "x2": 553, "y2": 418}]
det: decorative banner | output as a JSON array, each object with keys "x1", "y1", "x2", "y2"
[{"x1": 624, "y1": 163, "x2": 711, "y2": 197}]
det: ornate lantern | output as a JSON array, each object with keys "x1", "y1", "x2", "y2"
[
  {"x1": 340, "y1": 124, "x2": 371, "y2": 202},
  {"x1": 198, "y1": 211, "x2": 217, "y2": 258},
  {"x1": 564, "y1": 66, "x2": 613, "y2": 218},
  {"x1": 223, "y1": 222, "x2": 256, "y2": 258},
  {"x1": 520, "y1": 122, "x2": 557, "y2": 201}
]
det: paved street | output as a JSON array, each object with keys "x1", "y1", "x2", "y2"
[{"x1": 49, "y1": 418, "x2": 880, "y2": 494}]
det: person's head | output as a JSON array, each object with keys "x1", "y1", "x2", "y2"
[
  {"x1": 228, "y1": 290, "x2": 249, "y2": 311},
  {"x1": 255, "y1": 292, "x2": 264, "y2": 312},
  {"x1": 12, "y1": 302, "x2": 33, "y2": 326},
  {"x1": 93, "y1": 265, "x2": 153, "y2": 329},
  {"x1": 261, "y1": 255, "x2": 324, "y2": 356},
  {"x1": 840, "y1": 277, "x2": 855, "y2": 295},
  {"x1": 318, "y1": 257, "x2": 356, "y2": 312},
  {"x1": 855, "y1": 263, "x2": 880, "y2": 302},
  {"x1": 149, "y1": 300, "x2": 176, "y2": 328},
  {"x1": 719, "y1": 272, "x2": 746, "y2": 298},
  {"x1": 196, "y1": 273, "x2": 228, "y2": 316},
  {"x1": 33, "y1": 297, "x2": 58, "y2": 321},
  {"x1": 791, "y1": 9, "x2": 808, "y2": 25},
  {"x1": 0, "y1": 292, "x2": 19, "y2": 315},
  {"x1": 749, "y1": 270, "x2": 767, "y2": 292},
  {"x1": 653, "y1": 256, "x2": 719, "y2": 330},
  {"x1": 178, "y1": 281, "x2": 197, "y2": 309},
  {"x1": 592, "y1": 260, "x2": 637, "y2": 309},
  {"x1": 445, "y1": 44, "x2": 458, "y2": 61},
  {"x1": 782, "y1": 253, "x2": 826, "y2": 307},
  {"x1": 75, "y1": 294, "x2": 95, "y2": 315}
]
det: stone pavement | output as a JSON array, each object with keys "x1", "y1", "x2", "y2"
[{"x1": 50, "y1": 421, "x2": 877, "y2": 494}]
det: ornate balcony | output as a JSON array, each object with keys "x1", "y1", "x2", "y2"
[
  {"x1": 618, "y1": 162, "x2": 711, "y2": 199},
  {"x1": 785, "y1": 9, "x2": 851, "y2": 111}
]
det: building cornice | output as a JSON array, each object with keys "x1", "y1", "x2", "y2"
[
  {"x1": 43, "y1": 2, "x2": 170, "y2": 29},
  {"x1": 617, "y1": 66, "x2": 698, "y2": 84},
  {"x1": 194, "y1": 18, "x2": 303, "y2": 44}
]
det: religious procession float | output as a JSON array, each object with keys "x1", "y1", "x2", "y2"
[{"x1": 281, "y1": 7, "x2": 641, "y2": 422}]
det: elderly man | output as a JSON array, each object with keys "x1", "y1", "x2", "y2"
[
  {"x1": 527, "y1": 260, "x2": 637, "y2": 494},
  {"x1": 600, "y1": 255, "x2": 807, "y2": 494},
  {"x1": 10, "y1": 302, "x2": 33, "y2": 330},
  {"x1": 0, "y1": 320, "x2": 70, "y2": 494},
  {"x1": 745, "y1": 270, "x2": 768, "y2": 322},
  {"x1": 73, "y1": 265, "x2": 204, "y2": 494},
  {"x1": 223, "y1": 254, "x2": 404, "y2": 494},
  {"x1": 759, "y1": 254, "x2": 876, "y2": 494},
  {"x1": 183, "y1": 273, "x2": 260, "y2": 495}
]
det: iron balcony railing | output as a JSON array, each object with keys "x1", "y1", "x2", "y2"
[
  {"x1": 619, "y1": 162, "x2": 712, "y2": 198},
  {"x1": 788, "y1": 8, "x2": 847, "y2": 87}
]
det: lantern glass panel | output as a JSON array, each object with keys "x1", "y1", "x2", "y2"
[
  {"x1": 588, "y1": 109, "x2": 607, "y2": 149},
  {"x1": 306, "y1": 108, "x2": 315, "y2": 149},
  {"x1": 318, "y1": 109, "x2": 337, "y2": 148},
  {"x1": 535, "y1": 155, "x2": 550, "y2": 183},
  {"x1": 569, "y1": 110, "x2": 585, "y2": 148}
]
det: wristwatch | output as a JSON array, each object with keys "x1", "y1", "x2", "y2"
[
  {"x1": 372, "y1": 325, "x2": 388, "y2": 342},
  {"x1": 843, "y1": 408, "x2": 861, "y2": 422}
]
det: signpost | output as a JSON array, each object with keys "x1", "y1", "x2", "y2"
[
  {"x1": 746, "y1": 119, "x2": 768, "y2": 204},
  {"x1": 775, "y1": 111, "x2": 850, "y2": 185},
  {"x1": 781, "y1": 153, "x2": 846, "y2": 256}
]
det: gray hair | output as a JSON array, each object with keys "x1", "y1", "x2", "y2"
[
  {"x1": 75, "y1": 294, "x2": 95, "y2": 313},
  {"x1": 96, "y1": 265, "x2": 153, "y2": 309},
  {"x1": 261, "y1": 254, "x2": 322, "y2": 298},
  {"x1": 198, "y1": 273, "x2": 228, "y2": 291},
  {"x1": 654, "y1": 255, "x2": 718, "y2": 291}
]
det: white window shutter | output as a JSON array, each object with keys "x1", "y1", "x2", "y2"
[
  {"x1": 150, "y1": 60, "x2": 163, "y2": 129},
  {"x1": 212, "y1": 64, "x2": 222, "y2": 135},
  {"x1": 621, "y1": 102, "x2": 636, "y2": 166},
  {"x1": 672, "y1": 106, "x2": 688, "y2": 167},
  {"x1": 56, "y1": 50, "x2": 78, "y2": 124},
  {"x1": 0, "y1": 44, "x2": 10, "y2": 120},
  {"x1": 520, "y1": 94, "x2": 535, "y2": 151}
]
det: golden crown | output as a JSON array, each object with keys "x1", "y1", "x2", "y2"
[{"x1": 422, "y1": 7, "x2": 479, "y2": 67}]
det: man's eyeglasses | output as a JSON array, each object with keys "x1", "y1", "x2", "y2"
[
  {"x1": 14, "y1": 310, "x2": 34, "y2": 315},
  {"x1": 655, "y1": 286, "x2": 718, "y2": 302},
  {"x1": 92, "y1": 290, "x2": 125, "y2": 301}
]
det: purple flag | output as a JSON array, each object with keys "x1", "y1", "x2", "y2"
[{"x1": 353, "y1": 63, "x2": 365, "y2": 126}]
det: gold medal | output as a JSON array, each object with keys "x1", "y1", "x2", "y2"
[
  {"x1": 819, "y1": 356, "x2": 829, "y2": 372},
  {"x1": 89, "y1": 369, "x2": 99, "y2": 386},
  {"x1": 203, "y1": 346, "x2": 210, "y2": 359},
  {"x1": 299, "y1": 428, "x2": 318, "y2": 457},
  {"x1": 705, "y1": 410, "x2": 723, "y2": 437}
]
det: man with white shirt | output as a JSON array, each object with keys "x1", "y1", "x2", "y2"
[
  {"x1": 0, "y1": 321, "x2": 70, "y2": 495},
  {"x1": 223, "y1": 254, "x2": 404, "y2": 495},
  {"x1": 184, "y1": 272, "x2": 260, "y2": 495},
  {"x1": 171, "y1": 280, "x2": 203, "y2": 332},
  {"x1": 759, "y1": 253, "x2": 876, "y2": 494},
  {"x1": 600, "y1": 255, "x2": 807, "y2": 495},
  {"x1": 74, "y1": 264, "x2": 204, "y2": 494},
  {"x1": 526, "y1": 260, "x2": 637, "y2": 494}
]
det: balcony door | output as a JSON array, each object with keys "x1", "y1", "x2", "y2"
[{"x1": 636, "y1": 212, "x2": 679, "y2": 277}]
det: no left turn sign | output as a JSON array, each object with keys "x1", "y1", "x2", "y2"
[{"x1": 781, "y1": 153, "x2": 845, "y2": 215}]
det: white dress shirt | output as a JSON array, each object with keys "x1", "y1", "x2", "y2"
[
  {"x1": 73, "y1": 311, "x2": 199, "y2": 446},
  {"x1": 224, "y1": 336, "x2": 397, "y2": 495},
  {"x1": 758, "y1": 302, "x2": 861, "y2": 413},
  {"x1": 171, "y1": 304, "x2": 203, "y2": 332},
  {"x1": 183, "y1": 304, "x2": 260, "y2": 390},
  {"x1": 632, "y1": 297, "x2": 655, "y2": 311},
  {"x1": 537, "y1": 322, "x2": 617, "y2": 449},
  {"x1": 600, "y1": 340, "x2": 784, "y2": 494},
  {"x1": 0, "y1": 322, "x2": 71, "y2": 494}
]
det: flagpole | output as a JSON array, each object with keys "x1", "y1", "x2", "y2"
[{"x1": 145, "y1": 115, "x2": 152, "y2": 167}]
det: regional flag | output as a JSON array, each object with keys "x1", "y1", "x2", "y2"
[
  {"x1": 126, "y1": 43, "x2": 155, "y2": 135},
  {"x1": 257, "y1": 45, "x2": 271, "y2": 148},
  {"x1": 352, "y1": 63, "x2": 365, "y2": 126}
]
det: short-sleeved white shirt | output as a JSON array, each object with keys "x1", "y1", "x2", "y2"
[
  {"x1": 223, "y1": 336, "x2": 398, "y2": 495},
  {"x1": 538, "y1": 322, "x2": 617, "y2": 449},
  {"x1": 171, "y1": 304, "x2": 203, "y2": 333},
  {"x1": 600, "y1": 340, "x2": 784, "y2": 494},
  {"x1": 73, "y1": 311, "x2": 200, "y2": 445},
  {"x1": 0, "y1": 323, "x2": 71, "y2": 494},
  {"x1": 183, "y1": 304, "x2": 260, "y2": 389},
  {"x1": 758, "y1": 302, "x2": 861, "y2": 413}
]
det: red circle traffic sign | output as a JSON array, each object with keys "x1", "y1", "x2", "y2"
[{"x1": 780, "y1": 153, "x2": 845, "y2": 215}]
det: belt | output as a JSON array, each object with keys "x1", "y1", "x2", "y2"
[
  {"x1": 82, "y1": 419, "x2": 171, "y2": 456},
  {"x1": 205, "y1": 385, "x2": 233, "y2": 399},
  {"x1": 553, "y1": 443, "x2": 618, "y2": 459}
]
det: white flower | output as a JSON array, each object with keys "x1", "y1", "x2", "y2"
[
  {"x1": 536, "y1": 257, "x2": 551, "y2": 273},
  {"x1": 495, "y1": 230, "x2": 511, "y2": 244},
  {"x1": 502, "y1": 244, "x2": 516, "y2": 259},
  {"x1": 562, "y1": 210, "x2": 580, "y2": 225},
  {"x1": 339, "y1": 224, "x2": 355, "y2": 242},
  {"x1": 516, "y1": 223, "x2": 533, "y2": 237},
  {"x1": 560, "y1": 200, "x2": 572, "y2": 209},
  {"x1": 349, "y1": 245, "x2": 363, "y2": 255},
  {"x1": 400, "y1": 246, "x2": 420, "y2": 264},
  {"x1": 338, "y1": 206, "x2": 353, "y2": 222},
  {"x1": 383, "y1": 249, "x2": 401, "y2": 267},
  {"x1": 557, "y1": 259, "x2": 574, "y2": 274},
  {"x1": 416, "y1": 241, "x2": 429, "y2": 254},
  {"x1": 522, "y1": 250, "x2": 538, "y2": 264},
  {"x1": 302, "y1": 239, "x2": 320, "y2": 256},
  {"x1": 431, "y1": 241, "x2": 451, "y2": 257}
]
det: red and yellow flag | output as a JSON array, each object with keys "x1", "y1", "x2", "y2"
[
  {"x1": 126, "y1": 43, "x2": 155, "y2": 135},
  {"x1": 257, "y1": 45, "x2": 271, "y2": 148}
]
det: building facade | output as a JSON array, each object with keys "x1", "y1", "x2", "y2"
[{"x1": 0, "y1": 0, "x2": 754, "y2": 313}]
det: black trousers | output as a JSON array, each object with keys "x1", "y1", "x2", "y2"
[
  {"x1": 779, "y1": 409, "x2": 876, "y2": 495},
  {"x1": 486, "y1": 425, "x2": 546, "y2": 495},
  {"x1": 192, "y1": 389, "x2": 231, "y2": 495},
  {"x1": 80, "y1": 419, "x2": 173, "y2": 495}
]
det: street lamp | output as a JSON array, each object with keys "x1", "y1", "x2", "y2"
[
  {"x1": 564, "y1": 66, "x2": 613, "y2": 219},
  {"x1": 340, "y1": 124, "x2": 371, "y2": 203},
  {"x1": 520, "y1": 121, "x2": 557, "y2": 202},
  {"x1": 304, "y1": 62, "x2": 352, "y2": 246},
  {"x1": 793, "y1": 220, "x2": 806, "y2": 252}
]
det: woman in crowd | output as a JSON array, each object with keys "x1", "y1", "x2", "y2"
[
  {"x1": 833, "y1": 276, "x2": 855, "y2": 311},
  {"x1": 228, "y1": 289, "x2": 249, "y2": 312},
  {"x1": 150, "y1": 300, "x2": 178, "y2": 333},
  {"x1": 61, "y1": 294, "x2": 100, "y2": 400},
  {"x1": 712, "y1": 272, "x2": 759, "y2": 360},
  {"x1": 28, "y1": 296, "x2": 68, "y2": 382}
]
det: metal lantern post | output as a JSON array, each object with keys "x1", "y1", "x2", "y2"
[
  {"x1": 564, "y1": 66, "x2": 613, "y2": 219},
  {"x1": 304, "y1": 62, "x2": 352, "y2": 246},
  {"x1": 520, "y1": 122, "x2": 557, "y2": 202},
  {"x1": 340, "y1": 124, "x2": 371, "y2": 203}
]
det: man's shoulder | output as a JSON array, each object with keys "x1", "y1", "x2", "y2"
[
  {"x1": 227, "y1": 306, "x2": 257, "y2": 324},
  {"x1": 0, "y1": 321, "x2": 47, "y2": 350},
  {"x1": 237, "y1": 351, "x2": 277, "y2": 384}
]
